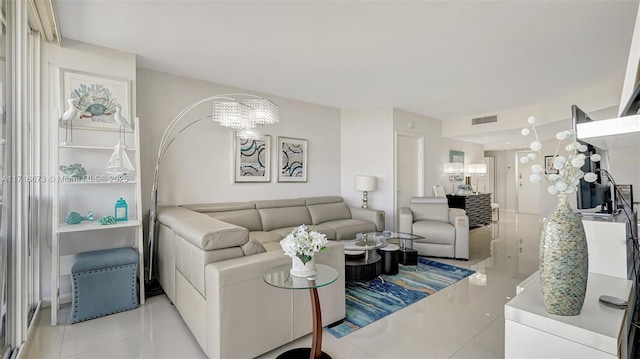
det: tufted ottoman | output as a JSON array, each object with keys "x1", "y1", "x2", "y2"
[{"x1": 71, "y1": 247, "x2": 139, "y2": 323}]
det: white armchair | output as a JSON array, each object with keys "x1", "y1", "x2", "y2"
[{"x1": 399, "y1": 197, "x2": 469, "y2": 260}]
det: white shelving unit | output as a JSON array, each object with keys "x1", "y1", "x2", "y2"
[{"x1": 50, "y1": 118, "x2": 145, "y2": 326}]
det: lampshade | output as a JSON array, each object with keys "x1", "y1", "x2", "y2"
[
  {"x1": 212, "y1": 101, "x2": 255, "y2": 130},
  {"x1": 354, "y1": 175, "x2": 377, "y2": 191},
  {"x1": 242, "y1": 98, "x2": 279, "y2": 125},
  {"x1": 466, "y1": 163, "x2": 487, "y2": 174},
  {"x1": 443, "y1": 162, "x2": 464, "y2": 174},
  {"x1": 236, "y1": 128, "x2": 262, "y2": 140}
]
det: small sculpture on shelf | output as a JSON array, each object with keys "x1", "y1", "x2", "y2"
[
  {"x1": 59, "y1": 163, "x2": 87, "y2": 180},
  {"x1": 97, "y1": 215, "x2": 117, "y2": 225},
  {"x1": 64, "y1": 211, "x2": 94, "y2": 225},
  {"x1": 59, "y1": 98, "x2": 78, "y2": 144}
]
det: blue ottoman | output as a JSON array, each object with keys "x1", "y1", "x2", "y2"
[{"x1": 71, "y1": 247, "x2": 139, "y2": 323}]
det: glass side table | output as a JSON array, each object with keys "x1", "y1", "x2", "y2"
[{"x1": 264, "y1": 264, "x2": 339, "y2": 359}]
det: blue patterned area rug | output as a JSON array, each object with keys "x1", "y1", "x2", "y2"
[{"x1": 326, "y1": 258, "x2": 474, "y2": 338}]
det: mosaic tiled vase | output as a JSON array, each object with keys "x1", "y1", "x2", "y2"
[{"x1": 539, "y1": 193, "x2": 588, "y2": 316}]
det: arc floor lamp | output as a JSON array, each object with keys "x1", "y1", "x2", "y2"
[{"x1": 147, "y1": 93, "x2": 279, "y2": 282}]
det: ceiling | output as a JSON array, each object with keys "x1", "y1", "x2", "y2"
[{"x1": 54, "y1": 0, "x2": 639, "y2": 150}]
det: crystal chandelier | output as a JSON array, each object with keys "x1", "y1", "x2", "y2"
[
  {"x1": 148, "y1": 93, "x2": 279, "y2": 282},
  {"x1": 212, "y1": 97, "x2": 279, "y2": 130}
]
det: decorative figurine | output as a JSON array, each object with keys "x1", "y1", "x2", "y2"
[
  {"x1": 64, "y1": 211, "x2": 94, "y2": 225},
  {"x1": 98, "y1": 216, "x2": 117, "y2": 225},
  {"x1": 59, "y1": 163, "x2": 87, "y2": 180},
  {"x1": 59, "y1": 98, "x2": 78, "y2": 144}
]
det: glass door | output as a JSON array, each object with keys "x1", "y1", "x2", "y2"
[{"x1": 0, "y1": 3, "x2": 8, "y2": 355}]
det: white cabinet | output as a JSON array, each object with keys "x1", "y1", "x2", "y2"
[
  {"x1": 50, "y1": 119, "x2": 145, "y2": 326},
  {"x1": 505, "y1": 272, "x2": 633, "y2": 358}
]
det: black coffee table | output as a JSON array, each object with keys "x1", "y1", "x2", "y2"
[
  {"x1": 341, "y1": 233, "x2": 387, "y2": 280},
  {"x1": 382, "y1": 232, "x2": 424, "y2": 266}
]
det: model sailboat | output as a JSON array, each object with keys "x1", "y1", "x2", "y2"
[{"x1": 106, "y1": 141, "x2": 135, "y2": 175}]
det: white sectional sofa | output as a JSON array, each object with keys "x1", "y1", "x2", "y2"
[{"x1": 155, "y1": 196, "x2": 385, "y2": 359}]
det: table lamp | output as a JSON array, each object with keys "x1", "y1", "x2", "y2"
[
  {"x1": 354, "y1": 175, "x2": 377, "y2": 208},
  {"x1": 443, "y1": 162, "x2": 464, "y2": 194},
  {"x1": 466, "y1": 163, "x2": 487, "y2": 194}
]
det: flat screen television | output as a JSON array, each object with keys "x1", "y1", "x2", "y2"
[{"x1": 571, "y1": 105, "x2": 614, "y2": 212}]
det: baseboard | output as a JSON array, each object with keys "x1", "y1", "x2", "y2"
[
  {"x1": 40, "y1": 293, "x2": 72, "y2": 308},
  {"x1": 14, "y1": 301, "x2": 42, "y2": 359}
]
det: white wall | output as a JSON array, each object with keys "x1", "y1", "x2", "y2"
[
  {"x1": 340, "y1": 108, "x2": 394, "y2": 228},
  {"x1": 443, "y1": 75, "x2": 623, "y2": 138},
  {"x1": 137, "y1": 69, "x2": 342, "y2": 215},
  {"x1": 339, "y1": 108, "x2": 484, "y2": 231},
  {"x1": 39, "y1": 39, "x2": 137, "y2": 303},
  {"x1": 392, "y1": 109, "x2": 485, "y2": 195}
]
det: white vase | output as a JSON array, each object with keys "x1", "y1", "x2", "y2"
[{"x1": 290, "y1": 256, "x2": 317, "y2": 277}]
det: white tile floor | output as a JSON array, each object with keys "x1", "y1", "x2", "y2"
[{"x1": 28, "y1": 212, "x2": 541, "y2": 359}]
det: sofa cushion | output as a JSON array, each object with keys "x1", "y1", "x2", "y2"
[
  {"x1": 172, "y1": 213, "x2": 249, "y2": 250},
  {"x1": 412, "y1": 221, "x2": 455, "y2": 244},
  {"x1": 410, "y1": 200, "x2": 449, "y2": 222},
  {"x1": 258, "y1": 206, "x2": 313, "y2": 232},
  {"x1": 271, "y1": 225, "x2": 336, "y2": 241},
  {"x1": 262, "y1": 241, "x2": 283, "y2": 252},
  {"x1": 321, "y1": 219, "x2": 377, "y2": 240},
  {"x1": 254, "y1": 198, "x2": 306, "y2": 209},
  {"x1": 175, "y1": 235, "x2": 244, "y2": 297},
  {"x1": 303, "y1": 196, "x2": 345, "y2": 205},
  {"x1": 207, "y1": 209, "x2": 263, "y2": 232},
  {"x1": 181, "y1": 202, "x2": 256, "y2": 213},
  {"x1": 307, "y1": 202, "x2": 352, "y2": 225},
  {"x1": 249, "y1": 231, "x2": 283, "y2": 245},
  {"x1": 157, "y1": 206, "x2": 202, "y2": 229},
  {"x1": 241, "y1": 240, "x2": 266, "y2": 256}
]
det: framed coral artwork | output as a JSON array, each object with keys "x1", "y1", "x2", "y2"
[{"x1": 60, "y1": 69, "x2": 132, "y2": 131}]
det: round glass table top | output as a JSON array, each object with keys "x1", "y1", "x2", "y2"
[{"x1": 264, "y1": 263, "x2": 338, "y2": 290}]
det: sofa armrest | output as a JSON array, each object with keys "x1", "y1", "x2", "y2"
[
  {"x1": 448, "y1": 208, "x2": 467, "y2": 221},
  {"x1": 159, "y1": 206, "x2": 248, "y2": 250},
  {"x1": 204, "y1": 241, "x2": 345, "y2": 359},
  {"x1": 350, "y1": 207, "x2": 385, "y2": 230},
  {"x1": 399, "y1": 207, "x2": 414, "y2": 234},
  {"x1": 450, "y1": 212, "x2": 470, "y2": 260}
]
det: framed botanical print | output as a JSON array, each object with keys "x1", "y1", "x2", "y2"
[
  {"x1": 60, "y1": 69, "x2": 132, "y2": 131},
  {"x1": 234, "y1": 134, "x2": 271, "y2": 182},
  {"x1": 277, "y1": 136, "x2": 307, "y2": 182}
]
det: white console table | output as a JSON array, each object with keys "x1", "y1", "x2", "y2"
[{"x1": 505, "y1": 271, "x2": 633, "y2": 358}]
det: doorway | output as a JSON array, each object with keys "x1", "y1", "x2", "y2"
[
  {"x1": 395, "y1": 132, "x2": 424, "y2": 229},
  {"x1": 516, "y1": 151, "x2": 540, "y2": 214}
]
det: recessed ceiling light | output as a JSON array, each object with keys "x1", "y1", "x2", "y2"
[{"x1": 505, "y1": 141, "x2": 511, "y2": 144}]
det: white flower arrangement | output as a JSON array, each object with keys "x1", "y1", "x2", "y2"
[
  {"x1": 280, "y1": 224, "x2": 328, "y2": 264},
  {"x1": 520, "y1": 116, "x2": 601, "y2": 196}
]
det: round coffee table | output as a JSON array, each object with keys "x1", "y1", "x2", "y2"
[
  {"x1": 264, "y1": 264, "x2": 338, "y2": 359},
  {"x1": 341, "y1": 233, "x2": 388, "y2": 280}
]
